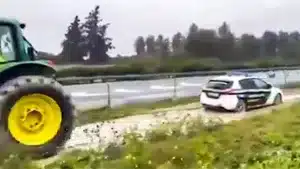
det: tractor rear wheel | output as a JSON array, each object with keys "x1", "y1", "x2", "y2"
[{"x1": 0, "y1": 75, "x2": 75, "y2": 158}]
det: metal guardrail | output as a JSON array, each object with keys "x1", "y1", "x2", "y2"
[
  {"x1": 54, "y1": 64, "x2": 116, "y2": 71},
  {"x1": 56, "y1": 65, "x2": 300, "y2": 85}
]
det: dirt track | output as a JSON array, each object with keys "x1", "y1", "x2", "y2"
[
  {"x1": 37, "y1": 90, "x2": 300, "y2": 166},
  {"x1": 64, "y1": 90, "x2": 300, "y2": 150}
]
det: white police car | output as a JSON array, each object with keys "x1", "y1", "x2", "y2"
[{"x1": 200, "y1": 72, "x2": 283, "y2": 112}]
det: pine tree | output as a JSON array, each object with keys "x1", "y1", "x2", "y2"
[
  {"x1": 134, "y1": 36, "x2": 146, "y2": 56},
  {"x1": 172, "y1": 32, "x2": 185, "y2": 55},
  {"x1": 60, "y1": 16, "x2": 85, "y2": 63},
  {"x1": 82, "y1": 5, "x2": 114, "y2": 64},
  {"x1": 145, "y1": 35, "x2": 156, "y2": 56}
]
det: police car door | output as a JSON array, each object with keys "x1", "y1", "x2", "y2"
[
  {"x1": 252, "y1": 78, "x2": 272, "y2": 105},
  {"x1": 243, "y1": 78, "x2": 271, "y2": 106},
  {"x1": 239, "y1": 78, "x2": 270, "y2": 106}
]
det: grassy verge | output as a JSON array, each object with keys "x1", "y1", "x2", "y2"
[
  {"x1": 17, "y1": 101, "x2": 300, "y2": 169},
  {"x1": 1, "y1": 101, "x2": 300, "y2": 168},
  {"x1": 76, "y1": 96, "x2": 200, "y2": 126}
]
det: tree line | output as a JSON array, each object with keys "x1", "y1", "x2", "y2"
[
  {"x1": 54, "y1": 5, "x2": 300, "y2": 65},
  {"x1": 56, "y1": 5, "x2": 114, "y2": 64},
  {"x1": 134, "y1": 22, "x2": 300, "y2": 63}
]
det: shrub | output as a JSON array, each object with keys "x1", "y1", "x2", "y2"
[{"x1": 55, "y1": 56, "x2": 299, "y2": 78}]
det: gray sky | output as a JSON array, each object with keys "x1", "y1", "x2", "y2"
[{"x1": 0, "y1": 0, "x2": 298, "y2": 56}]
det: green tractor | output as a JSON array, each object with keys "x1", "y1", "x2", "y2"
[{"x1": 0, "y1": 18, "x2": 74, "y2": 158}]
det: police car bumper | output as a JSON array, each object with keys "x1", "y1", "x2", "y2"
[{"x1": 200, "y1": 93, "x2": 239, "y2": 110}]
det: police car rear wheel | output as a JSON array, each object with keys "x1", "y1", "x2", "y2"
[
  {"x1": 202, "y1": 104, "x2": 210, "y2": 111},
  {"x1": 235, "y1": 100, "x2": 246, "y2": 113}
]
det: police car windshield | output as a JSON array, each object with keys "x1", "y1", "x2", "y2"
[{"x1": 206, "y1": 80, "x2": 233, "y2": 90}]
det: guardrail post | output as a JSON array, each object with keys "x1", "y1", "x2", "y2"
[
  {"x1": 107, "y1": 83, "x2": 111, "y2": 108},
  {"x1": 283, "y1": 69, "x2": 288, "y2": 86},
  {"x1": 172, "y1": 75, "x2": 177, "y2": 101}
]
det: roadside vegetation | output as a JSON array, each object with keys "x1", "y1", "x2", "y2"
[
  {"x1": 56, "y1": 56, "x2": 296, "y2": 79},
  {"x1": 75, "y1": 96, "x2": 200, "y2": 126},
  {"x1": 1, "y1": 100, "x2": 300, "y2": 168}
]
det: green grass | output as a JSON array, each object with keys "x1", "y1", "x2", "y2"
[
  {"x1": 2, "y1": 101, "x2": 300, "y2": 168},
  {"x1": 44, "y1": 101, "x2": 300, "y2": 169},
  {"x1": 76, "y1": 96, "x2": 200, "y2": 126},
  {"x1": 50, "y1": 103, "x2": 300, "y2": 169}
]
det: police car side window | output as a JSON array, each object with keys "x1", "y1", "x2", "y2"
[
  {"x1": 253, "y1": 79, "x2": 268, "y2": 89},
  {"x1": 239, "y1": 79, "x2": 257, "y2": 89}
]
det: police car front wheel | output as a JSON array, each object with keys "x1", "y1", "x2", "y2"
[{"x1": 273, "y1": 94, "x2": 282, "y2": 105}]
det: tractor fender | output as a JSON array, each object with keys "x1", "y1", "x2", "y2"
[{"x1": 0, "y1": 62, "x2": 56, "y2": 86}]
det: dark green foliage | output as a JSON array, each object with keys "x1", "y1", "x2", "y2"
[
  {"x1": 134, "y1": 22, "x2": 300, "y2": 63},
  {"x1": 60, "y1": 15, "x2": 85, "y2": 64},
  {"x1": 44, "y1": 10, "x2": 300, "y2": 77},
  {"x1": 81, "y1": 5, "x2": 114, "y2": 64},
  {"x1": 58, "y1": 5, "x2": 113, "y2": 64},
  {"x1": 55, "y1": 56, "x2": 297, "y2": 78}
]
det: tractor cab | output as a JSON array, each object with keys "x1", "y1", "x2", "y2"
[
  {"x1": 0, "y1": 17, "x2": 55, "y2": 78},
  {"x1": 0, "y1": 18, "x2": 39, "y2": 64}
]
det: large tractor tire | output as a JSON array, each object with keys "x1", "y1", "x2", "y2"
[{"x1": 0, "y1": 75, "x2": 75, "y2": 158}]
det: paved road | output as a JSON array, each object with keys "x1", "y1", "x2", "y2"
[{"x1": 63, "y1": 69, "x2": 300, "y2": 110}]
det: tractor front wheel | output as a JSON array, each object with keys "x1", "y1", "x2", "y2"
[{"x1": 0, "y1": 75, "x2": 75, "y2": 158}]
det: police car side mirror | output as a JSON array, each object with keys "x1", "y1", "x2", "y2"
[{"x1": 266, "y1": 83, "x2": 272, "y2": 89}]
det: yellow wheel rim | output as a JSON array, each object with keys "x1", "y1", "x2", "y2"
[{"x1": 8, "y1": 93, "x2": 62, "y2": 146}]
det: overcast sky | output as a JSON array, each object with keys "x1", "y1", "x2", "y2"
[{"x1": 0, "y1": 0, "x2": 299, "y2": 56}]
